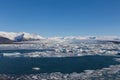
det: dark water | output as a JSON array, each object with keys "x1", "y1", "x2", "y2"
[
  {"x1": 0, "y1": 55, "x2": 120, "y2": 75},
  {"x1": 0, "y1": 49, "x2": 55, "y2": 54}
]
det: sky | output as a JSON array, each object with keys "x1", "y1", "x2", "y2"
[{"x1": 0, "y1": 0, "x2": 120, "y2": 37}]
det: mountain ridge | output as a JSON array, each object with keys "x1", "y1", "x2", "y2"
[
  {"x1": 0, "y1": 31, "x2": 44, "y2": 42},
  {"x1": 0, "y1": 31, "x2": 120, "y2": 43}
]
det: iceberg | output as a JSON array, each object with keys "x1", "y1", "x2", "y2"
[
  {"x1": 32, "y1": 67, "x2": 40, "y2": 71},
  {"x1": 3, "y1": 52, "x2": 22, "y2": 57}
]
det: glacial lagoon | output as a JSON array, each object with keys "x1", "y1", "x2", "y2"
[{"x1": 0, "y1": 53, "x2": 119, "y2": 74}]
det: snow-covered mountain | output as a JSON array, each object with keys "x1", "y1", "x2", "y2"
[
  {"x1": 0, "y1": 36, "x2": 13, "y2": 43},
  {"x1": 0, "y1": 31, "x2": 120, "y2": 43},
  {"x1": 0, "y1": 31, "x2": 44, "y2": 42}
]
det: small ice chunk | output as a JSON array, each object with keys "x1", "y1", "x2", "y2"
[
  {"x1": 32, "y1": 67, "x2": 40, "y2": 71},
  {"x1": 32, "y1": 75, "x2": 38, "y2": 79},
  {"x1": 3, "y1": 52, "x2": 21, "y2": 57}
]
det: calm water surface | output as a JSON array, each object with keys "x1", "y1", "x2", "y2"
[{"x1": 0, "y1": 55, "x2": 119, "y2": 74}]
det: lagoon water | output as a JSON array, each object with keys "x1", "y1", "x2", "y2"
[{"x1": 0, "y1": 54, "x2": 120, "y2": 75}]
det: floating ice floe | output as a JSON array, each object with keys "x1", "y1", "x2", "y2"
[
  {"x1": 32, "y1": 67, "x2": 40, "y2": 71},
  {"x1": 3, "y1": 52, "x2": 22, "y2": 57},
  {"x1": 114, "y1": 58, "x2": 120, "y2": 62}
]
